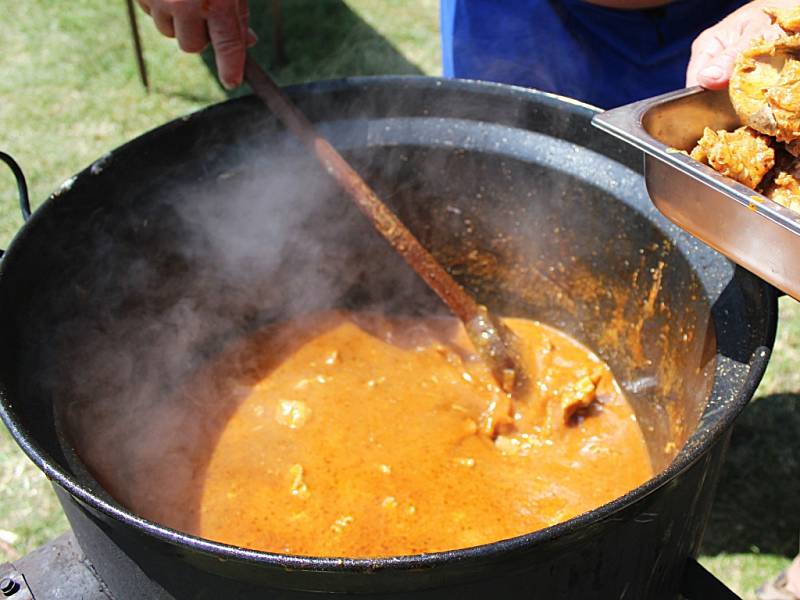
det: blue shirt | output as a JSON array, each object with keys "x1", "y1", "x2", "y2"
[{"x1": 441, "y1": 0, "x2": 749, "y2": 108}]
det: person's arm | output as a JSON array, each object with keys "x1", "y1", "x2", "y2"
[
  {"x1": 136, "y1": 0, "x2": 257, "y2": 89},
  {"x1": 686, "y1": 0, "x2": 799, "y2": 90}
]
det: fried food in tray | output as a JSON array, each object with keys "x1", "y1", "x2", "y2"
[
  {"x1": 690, "y1": 126, "x2": 775, "y2": 188},
  {"x1": 693, "y1": 7, "x2": 800, "y2": 211},
  {"x1": 761, "y1": 149, "x2": 800, "y2": 212},
  {"x1": 765, "y1": 6, "x2": 800, "y2": 33},
  {"x1": 730, "y1": 35, "x2": 800, "y2": 148}
]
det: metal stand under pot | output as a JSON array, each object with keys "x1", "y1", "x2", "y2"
[
  {"x1": 0, "y1": 78, "x2": 778, "y2": 599},
  {"x1": 0, "y1": 533, "x2": 741, "y2": 599}
]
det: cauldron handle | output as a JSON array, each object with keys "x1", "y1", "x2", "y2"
[
  {"x1": 0, "y1": 151, "x2": 32, "y2": 259},
  {"x1": 681, "y1": 557, "x2": 743, "y2": 599}
]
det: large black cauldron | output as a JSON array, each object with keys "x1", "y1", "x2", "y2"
[{"x1": 0, "y1": 78, "x2": 776, "y2": 599}]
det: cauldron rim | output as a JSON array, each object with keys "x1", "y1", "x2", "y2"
[{"x1": 0, "y1": 75, "x2": 778, "y2": 575}]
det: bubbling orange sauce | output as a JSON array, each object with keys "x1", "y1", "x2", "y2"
[{"x1": 186, "y1": 311, "x2": 652, "y2": 557}]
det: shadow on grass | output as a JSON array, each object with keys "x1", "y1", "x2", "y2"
[
  {"x1": 202, "y1": 0, "x2": 424, "y2": 95},
  {"x1": 701, "y1": 394, "x2": 800, "y2": 557}
]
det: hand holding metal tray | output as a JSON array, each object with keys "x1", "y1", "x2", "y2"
[{"x1": 593, "y1": 86, "x2": 800, "y2": 300}]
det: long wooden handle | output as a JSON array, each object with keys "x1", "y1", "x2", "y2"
[{"x1": 243, "y1": 56, "x2": 526, "y2": 400}]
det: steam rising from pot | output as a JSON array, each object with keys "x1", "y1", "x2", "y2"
[
  {"x1": 50, "y1": 126, "x2": 443, "y2": 525},
  {"x1": 14, "y1": 90, "x2": 715, "y2": 529}
]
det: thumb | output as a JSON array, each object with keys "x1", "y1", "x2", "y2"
[
  {"x1": 686, "y1": 33, "x2": 724, "y2": 88},
  {"x1": 695, "y1": 47, "x2": 741, "y2": 90}
]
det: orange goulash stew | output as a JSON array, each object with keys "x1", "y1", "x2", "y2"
[{"x1": 78, "y1": 311, "x2": 653, "y2": 558}]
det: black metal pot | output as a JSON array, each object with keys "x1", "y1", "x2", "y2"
[{"x1": 0, "y1": 78, "x2": 776, "y2": 599}]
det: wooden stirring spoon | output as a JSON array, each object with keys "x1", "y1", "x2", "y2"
[{"x1": 243, "y1": 56, "x2": 528, "y2": 412}]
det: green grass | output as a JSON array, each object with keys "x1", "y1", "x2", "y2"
[
  {"x1": 0, "y1": 427, "x2": 66, "y2": 561},
  {"x1": 756, "y1": 298, "x2": 800, "y2": 397},
  {"x1": 701, "y1": 554, "x2": 792, "y2": 600},
  {"x1": 0, "y1": 0, "x2": 439, "y2": 248},
  {"x1": 1, "y1": 2, "x2": 799, "y2": 598},
  {"x1": 694, "y1": 297, "x2": 800, "y2": 599}
]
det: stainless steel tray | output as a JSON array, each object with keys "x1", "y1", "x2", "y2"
[{"x1": 593, "y1": 86, "x2": 800, "y2": 300}]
